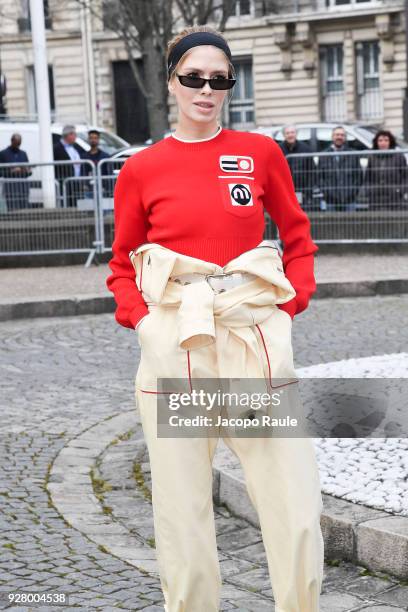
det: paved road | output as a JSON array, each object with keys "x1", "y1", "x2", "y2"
[{"x1": 0, "y1": 294, "x2": 407, "y2": 611}]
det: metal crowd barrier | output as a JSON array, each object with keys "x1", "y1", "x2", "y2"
[
  {"x1": 0, "y1": 159, "x2": 100, "y2": 265},
  {"x1": 96, "y1": 157, "x2": 125, "y2": 261},
  {"x1": 98, "y1": 149, "x2": 408, "y2": 259},
  {"x1": 1, "y1": 149, "x2": 407, "y2": 267},
  {"x1": 284, "y1": 148, "x2": 408, "y2": 243}
]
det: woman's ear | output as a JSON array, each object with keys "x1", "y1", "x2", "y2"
[{"x1": 168, "y1": 76, "x2": 175, "y2": 96}]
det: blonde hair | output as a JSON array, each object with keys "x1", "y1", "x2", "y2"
[{"x1": 166, "y1": 25, "x2": 236, "y2": 104}]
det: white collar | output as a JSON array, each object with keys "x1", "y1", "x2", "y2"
[{"x1": 171, "y1": 125, "x2": 222, "y2": 143}]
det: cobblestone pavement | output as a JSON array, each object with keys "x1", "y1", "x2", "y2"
[{"x1": 0, "y1": 294, "x2": 408, "y2": 611}]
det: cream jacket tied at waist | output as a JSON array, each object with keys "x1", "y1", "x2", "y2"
[{"x1": 129, "y1": 240, "x2": 297, "y2": 389}]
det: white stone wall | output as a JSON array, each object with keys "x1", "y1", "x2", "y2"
[
  {"x1": 0, "y1": 0, "x2": 21, "y2": 36},
  {"x1": 0, "y1": 0, "x2": 87, "y2": 122},
  {"x1": 50, "y1": 0, "x2": 81, "y2": 32},
  {"x1": 381, "y1": 29, "x2": 406, "y2": 135},
  {"x1": 0, "y1": 0, "x2": 406, "y2": 135},
  {"x1": 252, "y1": 28, "x2": 320, "y2": 125}
]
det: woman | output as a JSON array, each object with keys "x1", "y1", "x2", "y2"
[
  {"x1": 365, "y1": 129, "x2": 408, "y2": 209},
  {"x1": 106, "y1": 25, "x2": 324, "y2": 612}
]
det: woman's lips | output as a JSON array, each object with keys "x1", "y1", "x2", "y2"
[{"x1": 194, "y1": 102, "x2": 214, "y2": 112}]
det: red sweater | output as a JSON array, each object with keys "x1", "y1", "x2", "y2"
[{"x1": 106, "y1": 127, "x2": 318, "y2": 329}]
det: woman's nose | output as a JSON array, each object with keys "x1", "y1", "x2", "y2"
[{"x1": 201, "y1": 80, "x2": 213, "y2": 92}]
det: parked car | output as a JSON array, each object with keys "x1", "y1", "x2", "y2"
[
  {"x1": 0, "y1": 121, "x2": 129, "y2": 163},
  {"x1": 143, "y1": 131, "x2": 173, "y2": 145},
  {"x1": 0, "y1": 121, "x2": 129, "y2": 208},
  {"x1": 86, "y1": 145, "x2": 151, "y2": 212},
  {"x1": 107, "y1": 146, "x2": 150, "y2": 178},
  {"x1": 53, "y1": 123, "x2": 129, "y2": 156},
  {"x1": 110, "y1": 145, "x2": 149, "y2": 160},
  {"x1": 251, "y1": 122, "x2": 408, "y2": 152}
]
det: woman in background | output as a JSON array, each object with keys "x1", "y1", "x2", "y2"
[{"x1": 365, "y1": 129, "x2": 408, "y2": 209}]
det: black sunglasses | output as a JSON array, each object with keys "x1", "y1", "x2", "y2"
[{"x1": 176, "y1": 73, "x2": 236, "y2": 90}]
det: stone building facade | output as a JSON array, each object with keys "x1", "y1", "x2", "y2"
[{"x1": 0, "y1": 0, "x2": 406, "y2": 142}]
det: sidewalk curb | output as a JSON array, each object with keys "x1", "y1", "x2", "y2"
[
  {"x1": 47, "y1": 411, "x2": 408, "y2": 581},
  {"x1": 314, "y1": 278, "x2": 408, "y2": 299},
  {"x1": 1, "y1": 278, "x2": 408, "y2": 322},
  {"x1": 212, "y1": 455, "x2": 408, "y2": 581},
  {"x1": 47, "y1": 411, "x2": 161, "y2": 577},
  {"x1": 0, "y1": 295, "x2": 113, "y2": 322}
]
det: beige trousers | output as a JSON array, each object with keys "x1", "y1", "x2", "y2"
[{"x1": 131, "y1": 242, "x2": 324, "y2": 612}]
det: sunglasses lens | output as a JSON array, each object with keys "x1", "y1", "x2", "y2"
[
  {"x1": 210, "y1": 78, "x2": 235, "y2": 90},
  {"x1": 178, "y1": 75, "x2": 236, "y2": 90},
  {"x1": 179, "y1": 75, "x2": 205, "y2": 88}
]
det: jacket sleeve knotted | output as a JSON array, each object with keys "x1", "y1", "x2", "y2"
[{"x1": 262, "y1": 136, "x2": 319, "y2": 319}]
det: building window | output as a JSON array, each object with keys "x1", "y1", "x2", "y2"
[
  {"x1": 102, "y1": 0, "x2": 119, "y2": 30},
  {"x1": 234, "y1": 0, "x2": 253, "y2": 16},
  {"x1": 319, "y1": 44, "x2": 347, "y2": 121},
  {"x1": 213, "y1": 0, "x2": 254, "y2": 24},
  {"x1": 18, "y1": 0, "x2": 52, "y2": 32},
  {"x1": 325, "y1": 0, "x2": 380, "y2": 7},
  {"x1": 27, "y1": 65, "x2": 56, "y2": 119},
  {"x1": 228, "y1": 60, "x2": 255, "y2": 129},
  {"x1": 356, "y1": 41, "x2": 383, "y2": 120}
]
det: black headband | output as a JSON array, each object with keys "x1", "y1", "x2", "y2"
[{"x1": 167, "y1": 32, "x2": 232, "y2": 80}]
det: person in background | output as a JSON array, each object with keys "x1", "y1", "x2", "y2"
[
  {"x1": 53, "y1": 125, "x2": 86, "y2": 207},
  {"x1": 84, "y1": 129, "x2": 110, "y2": 167},
  {"x1": 279, "y1": 124, "x2": 317, "y2": 210},
  {"x1": 0, "y1": 133, "x2": 32, "y2": 211},
  {"x1": 318, "y1": 125, "x2": 363, "y2": 211},
  {"x1": 364, "y1": 129, "x2": 408, "y2": 210},
  {"x1": 82, "y1": 129, "x2": 111, "y2": 198}
]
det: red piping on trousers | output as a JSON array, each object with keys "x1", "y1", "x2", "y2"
[
  {"x1": 187, "y1": 350, "x2": 193, "y2": 393},
  {"x1": 138, "y1": 389, "x2": 175, "y2": 395},
  {"x1": 255, "y1": 323, "x2": 272, "y2": 387},
  {"x1": 255, "y1": 323, "x2": 298, "y2": 391}
]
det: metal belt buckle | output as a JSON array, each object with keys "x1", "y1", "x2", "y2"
[{"x1": 205, "y1": 272, "x2": 232, "y2": 294}]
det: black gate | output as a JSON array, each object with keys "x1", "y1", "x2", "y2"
[{"x1": 113, "y1": 60, "x2": 150, "y2": 145}]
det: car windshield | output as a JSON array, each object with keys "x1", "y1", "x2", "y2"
[{"x1": 77, "y1": 130, "x2": 128, "y2": 155}]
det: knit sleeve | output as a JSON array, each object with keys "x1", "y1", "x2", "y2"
[
  {"x1": 262, "y1": 136, "x2": 319, "y2": 319},
  {"x1": 106, "y1": 157, "x2": 149, "y2": 329}
]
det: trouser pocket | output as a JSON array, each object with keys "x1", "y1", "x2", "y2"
[
  {"x1": 253, "y1": 306, "x2": 296, "y2": 387},
  {"x1": 136, "y1": 306, "x2": 191, "y2": 393}
]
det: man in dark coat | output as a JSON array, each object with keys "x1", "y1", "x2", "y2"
[
  {"x1": 0, "y1": 133, "x2": 32, "y2": 211},
  {"x1": 318, "y1": 126, "x2": 363, "y2": 211},
  {"x1": 53, "y1": 125, "x2": 87, "y2": 207},
  {"x1": 81, "y1": 129, "x2": 112, "y2": 198},
  {"x1": 279, "y1": 125, "x2": 317, "y2": 210}
]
